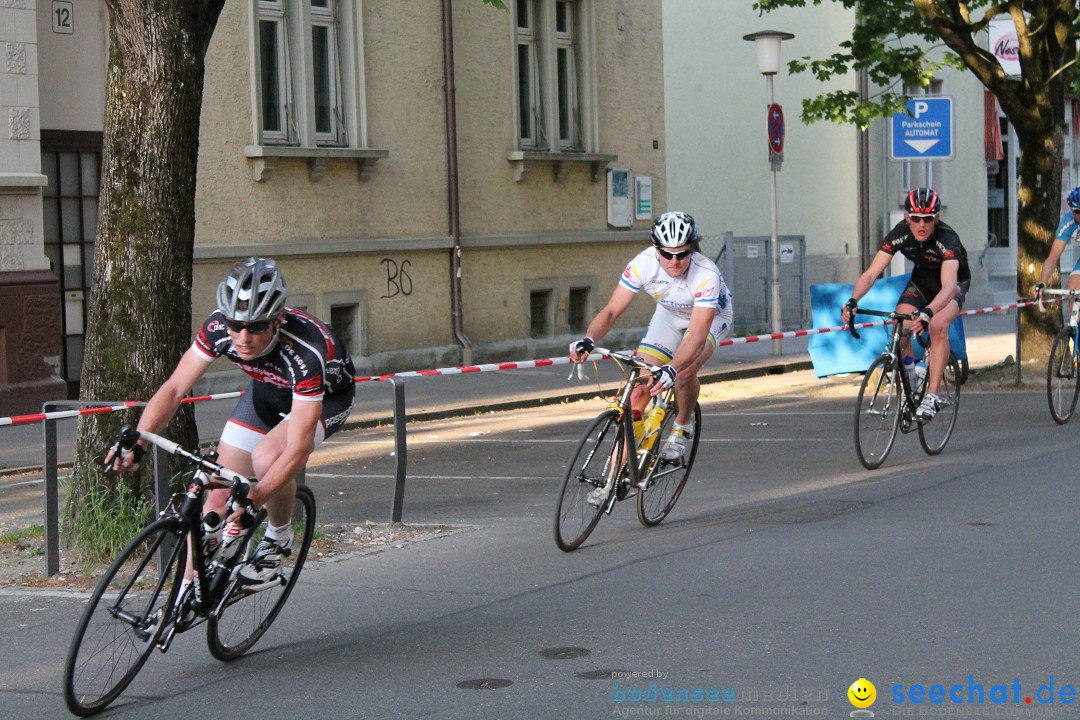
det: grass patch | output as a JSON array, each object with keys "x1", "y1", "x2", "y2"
[{"x1": 0, "y1": 524, "x2": 44, "y2": 546}]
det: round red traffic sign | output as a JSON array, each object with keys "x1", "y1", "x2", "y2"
[{"x1": 767, "y1": 103, "x2": 785, "y2": 153}]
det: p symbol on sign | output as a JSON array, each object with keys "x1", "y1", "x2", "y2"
[{"x1": 913, "y1": 101, "x2": 928, "y2": 118}]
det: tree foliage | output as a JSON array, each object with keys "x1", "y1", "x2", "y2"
[{"x1": 756, "y1": 0, "x2": 1078, "y2": 359}]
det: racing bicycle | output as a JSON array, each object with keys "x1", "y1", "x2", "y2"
[
  {"x1": 848, "y1": 308, "x2": 961, "y2": 469},
  {"x1": 63, "y1": 426, "x2": 315, "y2": 716},
  {"x1": 1039, "y1": 288, "x2": 1080, "y2": 424},
  {"x1": 554, "y1": 348, "x2": 701, "y2": 551}
]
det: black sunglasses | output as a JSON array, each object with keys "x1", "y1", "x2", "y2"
[
  {"x1": 225, "y1": 318, "x2": 274, "y2": 334},
  {"x1": 908, "y1": 214, "x2": 937, "y2": 224},
  {"x1": 657, "y1": 247, "x2": 693, "y2": 260}
]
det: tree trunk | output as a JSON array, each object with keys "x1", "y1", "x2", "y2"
[
  {"x1": 67, "y1": 0, "x2": 225, "y2": 558},
  {"x1": 1016, "y1": 125, "x2": 1065, "y2": 366}
]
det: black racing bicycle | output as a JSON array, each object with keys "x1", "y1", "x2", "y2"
[
  {"x1": 554, "y1": 348, "x2": 701, "y2": 551},
  {"x1": 63, "y1": 426, "x2": 315, "y2": 716},
  {"x1": 848, "y1": 308, "x2": 961, "y2": 469}
]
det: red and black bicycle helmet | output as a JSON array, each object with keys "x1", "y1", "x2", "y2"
[{"x1": 904, "y1": 187, "x2": 941, "y2": 214}]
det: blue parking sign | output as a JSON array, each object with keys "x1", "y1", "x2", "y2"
[{"x1": 891, "y1": 97, "x2": 953, "y2": 160}]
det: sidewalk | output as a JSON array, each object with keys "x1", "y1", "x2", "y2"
[{"x1": 0, "y1": 311, "x2": 1019, "y2": 473}]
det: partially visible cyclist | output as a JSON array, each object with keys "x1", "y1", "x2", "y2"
[
  {"x1": 1034, "y1": 186, "x2": 1080, "y2": 309},
  {"x1": 841, "y1": 187, "x2": 970, "y2": 421},
  {"x1": 108, "y1": 256, "x2": 355, "y2": 584},
  {"x1": 569, "y1": 211, "x2": 733, "y2": 460}
]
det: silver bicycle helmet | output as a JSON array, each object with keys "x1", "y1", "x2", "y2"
[
  {"x1": 216, "y1": 257, "x2": 288, "y2": 322},
  {"x1": 651, "y1": 211, "x2": 699, "y2": 248}
]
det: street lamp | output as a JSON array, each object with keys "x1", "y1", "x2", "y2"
[{"x1": 743, "y1": 30, "x2": 793, "y2": 355}]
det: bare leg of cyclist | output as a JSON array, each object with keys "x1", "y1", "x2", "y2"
[
  {"x1": 1066, "y1": 272, "x2": 1080, "y2": 321},
  {"x1": 895, "y1": 301, "x2": 920, "y2": 363},
  {"x1": 249, "y1": 421, "x2": 297, "y2": 528},
  {"x1": 923, "y1": 299, "x2": 960, "y2": 396},
  {"x1": 672, "y1": 341, "x2": 715, "y2": 425}
]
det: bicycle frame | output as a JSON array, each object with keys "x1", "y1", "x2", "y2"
[
  {"x1": 848, "y1": 308, "x2": 924, "y2": 411},
  {"x1": 587, "y1": 348, "x2": 677, "y2": 508},
  {"x1": 117, "y1": 430, "x2": 265, "y2": 643}
]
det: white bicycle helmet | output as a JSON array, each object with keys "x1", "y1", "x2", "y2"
[
  {"x1": 651, "y1": 211, "x2": 699, "y2": 248},
  {"x1": 216, "y1": 256, "x2": 288, "y2": 322}
]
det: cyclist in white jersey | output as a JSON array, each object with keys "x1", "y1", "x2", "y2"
[
  {"x1": 570, "y1": 211, "x2": 733, "y2": 460},
  {"x1": 1035, "y1": 186, "x2": 1080, "y2": 308}
]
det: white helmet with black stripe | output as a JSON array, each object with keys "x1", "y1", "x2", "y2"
[{"x1": 651, "y1": 211, "x2": 699, "y2": 248}]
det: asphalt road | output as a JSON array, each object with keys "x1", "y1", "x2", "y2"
[{"x1": 4, "y1": 385, "x2": 1079, "y2": 719}]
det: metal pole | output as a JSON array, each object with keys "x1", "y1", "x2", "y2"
[
  {"x1": 767, "y1": 72, "x2": 782, "y2": 354},
  {"x1": 43, "y1": 417, "x2": 60, "y2": 577},
  {"x1": 390, "y1": 378, "x2": 407, "y2": 524}
]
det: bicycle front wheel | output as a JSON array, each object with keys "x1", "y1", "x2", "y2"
[
  {"x1": 919, "y1": 352, "x2": 961, "y2": 455},
  {"x1": 64, "y1": 518, "x2": 187, "y2": 717},
  {"x1": 1047, "y1": 327, "x2": 1080, "y2": 424},
  {"x1": 854, "y1": 356, "x2": 901, "y2": 469},
  {"x1": 637, "y1": 402, "x2": 700, "y2": 527},
  {"x1": 207, "y1": 484, "x2": 315, "y2": 661},
  {"x1": 554, "y1": 410, "x2": 625, "y2": 552}
]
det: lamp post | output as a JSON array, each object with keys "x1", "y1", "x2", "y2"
[{"x1": 743, "y1": 30, "x2": 793, "y2": 355}]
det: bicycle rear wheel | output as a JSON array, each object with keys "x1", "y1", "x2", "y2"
[
  {"x1": 637, "y1": 402, "x2": 700, "y2": 527},
  {"x1": 919, "y1": 352, "x2": 961, "y2": 455},
  {"x1": 1047, "y1": 327, "x2": 1080, "y2": 424},
  {"x1": 554, "y1": 410, "x2": 625, "y2": 552},
  {"x1": 207, "y1": 484, "x2": 315, "y2": 660},
  {"x1": 64, "y1": 518, "x2": 186, "y2": 717},
  {"x1": 854, "y1": 356, "x2": 901, "y2": 469}
]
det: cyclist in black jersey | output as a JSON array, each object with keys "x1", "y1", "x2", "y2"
[
  {"x1": 841, "y1": 188, "x2": 970, "y2": 421},
  {"x1": 110, "y1": 257, "x2": 355, "y2": 582}
]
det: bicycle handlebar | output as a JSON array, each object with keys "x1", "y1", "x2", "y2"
[
  {"x1": 587, "y1": 347, "x2": 664, "y2": 375},
  {"x1": 107, "y1": 424, "x2": 254, "y2": 492},
  {"x1": 846, "y1": 307, "x2": 918, "y2": 342},
  {"x1": 1035, "y1": 287, "x2": 1080, "y2": 313}
]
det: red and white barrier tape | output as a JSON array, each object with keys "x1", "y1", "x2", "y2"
[
  {"x1": 0, "y1": 391, "x2": 243, "y2": 428},
  {"x1": 0, "y1": 299, "x2": 1049, "y2": 427}
]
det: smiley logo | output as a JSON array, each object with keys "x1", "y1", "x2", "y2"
[{"x1": 848, "y1": 678, "x2": 876, "y2": 709}]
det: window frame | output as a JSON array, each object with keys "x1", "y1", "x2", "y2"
[
  {"x1": 512, "y1": 0, "x2": 596, "y2": 154},
  {"x1": 250, "y1": 0, "x2": 362, "y2": 150}
]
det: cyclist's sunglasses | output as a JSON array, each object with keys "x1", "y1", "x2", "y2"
[
  {"x1": 908, "y1": 214, "x2": 937, "y2": 224},
  {"x1": 224, "y1": 318, "x2": 274, "y2": 334},
  {"x1": 657, "y1": 247, "x2": 693, "y2": 260}
]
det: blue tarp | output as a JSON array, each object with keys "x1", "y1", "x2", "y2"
[{"x1": 808, "y1": 274, "x2": 966, "y2": 377}]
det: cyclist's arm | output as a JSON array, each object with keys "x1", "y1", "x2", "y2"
[
  {"x1": 572, "y1": 285, "x2": 636, "y2": 360},
  {"x1": 246, "y1": 397, "x2": 319, "y2": 507},
  {"x1": 666, "y1": 305, "x2": 715, "y2": 374},
  {"x1": 110, "y1": 348, "x2": 210, "y2": 470},
  {"x1": 850, "y1": 250, "x2": 894, "y2": 303},
  {"x1": 1040, "y1": 238, "x2": 1068, "y2": 286},
  {"x1": 139, "y1": 346, "x2": 207, "y2": 426},
  {"x1": 843, "y1": 249, "x2": 893, "y2": 324}
]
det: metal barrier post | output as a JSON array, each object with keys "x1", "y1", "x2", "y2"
[
  {"x1": 43, "y1": 417, "x2": 61, "y2": 577},
  {"x1": 389, "y1": 378, "x2": 407, "y2": 524}
]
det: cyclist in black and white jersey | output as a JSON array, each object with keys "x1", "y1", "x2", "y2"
[
  {"x1": 842, "y1": 188, "x2": 970, "y2": 421},
  {"x1": 111, "y1": 257, "x2": 355, "y2": 582}
]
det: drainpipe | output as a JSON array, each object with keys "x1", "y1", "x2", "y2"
[
  {"x1": 858, "y1": 64, "x2": 871, "y2": 267},
  {"x1": 443, "y1": 0, "x2": 472, "y2": 363}
]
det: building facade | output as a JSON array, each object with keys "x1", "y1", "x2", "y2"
[{"x1": 14, "y1": 0, "x2": 667, "y2": 406}]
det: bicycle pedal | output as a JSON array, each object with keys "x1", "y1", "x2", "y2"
[{"x1": 156, "y1": 622, "x2": 177, "y2": 652}]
